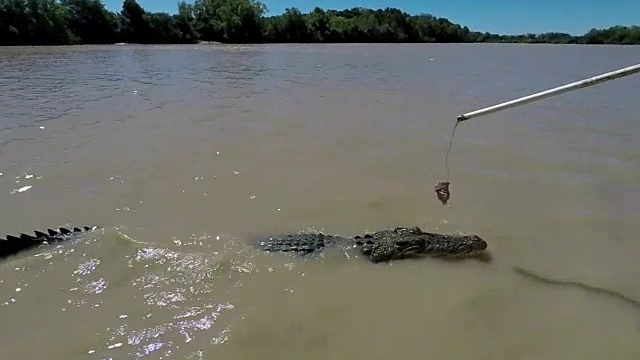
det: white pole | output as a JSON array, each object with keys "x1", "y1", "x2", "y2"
[{"x1": 457, "y1": 63, "x2": 640, "y2": 122}]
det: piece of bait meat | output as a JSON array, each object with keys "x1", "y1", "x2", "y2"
[{"x1": 434, "y1": 181, "x2": 451, "y2": 205}]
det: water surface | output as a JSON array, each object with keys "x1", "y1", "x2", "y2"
[{"x1": 0, "y1": 43, "x2": 639, "y2": 359}]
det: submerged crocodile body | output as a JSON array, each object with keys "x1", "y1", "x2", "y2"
[
  {"x1": 254, "y1": 226, "x2": 489, "y2": 263},
  {"x1": 0, "y1": 225, "x2": 489, "y2": 264},
  {"x1": 0, "y1": 226, "x2": 99, "y2": 260}
]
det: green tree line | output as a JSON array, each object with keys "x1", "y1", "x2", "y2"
[{"x1": 1, "y1": 0, "x2": 638, "y2": 46}]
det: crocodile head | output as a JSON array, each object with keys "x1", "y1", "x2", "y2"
[
  {"x1": 423, "y1": 233, "x2": 488, "y2": 259},
  {"x1": 354, "y1": 226, "x2": 489, "y2": 263}
]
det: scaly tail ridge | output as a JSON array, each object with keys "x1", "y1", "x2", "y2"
[{"x1": 0, "y1": 226, "x2": 99, "y2": 260}]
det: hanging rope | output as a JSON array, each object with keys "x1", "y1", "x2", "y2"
[
  {"x1": 444, "y1": 119, "x2": 460, "y2": 182},
  {"x1": 434, "y1": 119, "x2": 460, "y2": 205}
]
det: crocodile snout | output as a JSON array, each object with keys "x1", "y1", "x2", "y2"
[{"x1": 467, "y1": 235, "x2": 488, "y2": 251}]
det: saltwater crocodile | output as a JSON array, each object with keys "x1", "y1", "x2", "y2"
[
  {"x1": 0, "y1": 226, "x2": 99, "y2": 260},
  {"x1": 0, "y1": 225, "x2": 489, "y2": 263},
  {"x1": 254, "y1": 226, "x2": 489, "y2": 263}
]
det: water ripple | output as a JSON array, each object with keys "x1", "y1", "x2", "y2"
[{"x1": 68, "y1": 231, "x2": 253, "y2": 359}]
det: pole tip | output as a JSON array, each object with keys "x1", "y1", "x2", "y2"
[{"x1": 456, "y1": 115, "x2": 467, "y2": 122}]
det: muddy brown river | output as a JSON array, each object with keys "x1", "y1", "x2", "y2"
[{"x1": 0, "y1": 43, "x2": 639, "y2": 359}]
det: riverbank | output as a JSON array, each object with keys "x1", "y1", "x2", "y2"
[{"x1": 1, "y1": 0, "x2": 638, "y2": 46}]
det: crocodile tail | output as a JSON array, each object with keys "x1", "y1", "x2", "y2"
[{"x1": 0, "y1": 225, "x2": 99, "y2": 260}]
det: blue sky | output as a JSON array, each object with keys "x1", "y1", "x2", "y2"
[{"x1": 102, "y1": 0, "x2": 638, "y2": 35}]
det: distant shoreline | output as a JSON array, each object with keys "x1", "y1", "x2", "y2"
[
  {"x1": 2, "y1": 41, "x2": 637, "y2": 48},
  {"x1": 2, "y1": 43, "x2": 636, "y2": 49},
  {"x1": 1, "y1": 0, "x2": 638, "y2": 46}
]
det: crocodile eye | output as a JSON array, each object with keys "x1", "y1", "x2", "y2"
[
  {"x1": 365, "y1": 240, "x2": 374, "y2": 245},
  {"x1": 395, "y1": 240, "x2": 409, "y2": 247}
]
